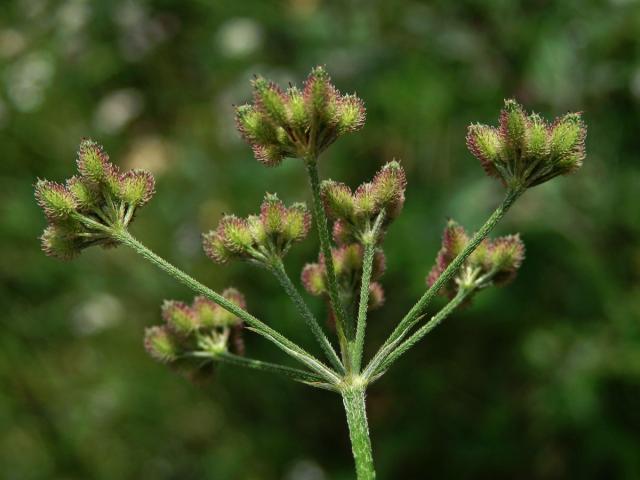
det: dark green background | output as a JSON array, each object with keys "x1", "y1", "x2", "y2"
[{"x1": 2, "y1": 0, "x2": 639, "y2": 478}]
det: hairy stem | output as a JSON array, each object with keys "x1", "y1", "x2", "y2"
[
  {"x1": 189, "y1": 351, "x2": 327, "y2": 385},
  {"x1": 352, "y1": 211, "x2": 385, "y2": 373},
  {"x1": 270, "y1": 259, "x2": 344, "y2": 373},
  {"x1": 305, "y1": 159, "x2": 351, "y2": 368},
  {"x1": 114, "y1": 229, "x2": 341, "y2": 384},
  {"x1": 351, "y1": 241, "x2": 375, "y2": 373},
  {"x1": 372, "y1": 287, "x2": 473, "y2": 377},
  {"x1": 342, "y1": 386, "x2": 376, "y2": 480},
  {"x1": 364, "y1": 188, "x2": 522, "y2": 379}
]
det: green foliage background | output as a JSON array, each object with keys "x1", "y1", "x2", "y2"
[{"x1": 1, "y1": 0, "x2": 639, "y2": 478}]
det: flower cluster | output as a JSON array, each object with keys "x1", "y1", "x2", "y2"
[
  {"x1": 235, "y1": 66, "x2": 366, "y2": 166},
  {"x1": 302, "y1": 244, "x2": 387, "y2": 313},
  {"x1": 35, "y1": 139, "x2": 155, "y2": 260},
  {"x1": 202, "y1": 193, "x2": 311, "y2": 265},
  {"x1": 321, "y1": 161, "x2": 406, "y2": 244},
  {"x1": 144, "y1": 289, "x2": 246, "y2": 369},
  {"x1": 427, "y1": 220, "x2": 525, "y2": 298},
  {"x1": 466, "y1": 99, "x2": 586, "y2": 189}
]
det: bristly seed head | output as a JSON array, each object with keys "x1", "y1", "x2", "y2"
[
  {"x1": 321, "y1": 161, "x2": 406, "y2": 245},
  {"x1": 235, "y1": 66, "x2": 366, "y2": 165},
  {"x1": 146, "y1": 291, "x2": 248, "y2": 375},
  {"x1": 35, "y1": 179, "x2": 77, "y2": 220},
  {"x1": 202, "y1": 193, "x2": 311, "y2": 266},
  {"x1": 466, "y1": 99, "x2": 586, "y2": 190},
  {"x1": 117, "y1": 169, "x2": 155, "y2": 207},
  {"x1": 144, "y1": 326, "x2": 180, "y2": 364},
  {"x1": 40, "y1": 224, "x2": 83, "y2": 261},
  {"x1": 162, "y1": 300, "x2": 199, "y2": 335},
  {"x1": 76, "y1": 138, "x2": 112, "y2": 183},
  {"x1": 35, "y1": 138, "x2": 156, "y2": 261},
  {"x1": 302, "y1": 243, "x2": 387, "y2": 321},
  {"x1": 427, "y1": 220, "x2": 526, "y2": 300},
  {"x1": 301, "y1": 262, "x2": 327, "y2": 296}
]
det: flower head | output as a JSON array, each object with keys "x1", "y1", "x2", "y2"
[
  {"x1": 35, "y1": 139, "x2": 155, "y2": 260},
  {"x1": 203, "y1": 193, "x2": 311, "y2": 265},
  {"x1": 193, "y1": 288, "x2": 247, "y2": 328},
  {"x1": 162, "y1": 300, "x2": 199, "y2": 335},
  {"x1": 466, "y1": 99, "x2": 586, "y2": 189},
  {"x1": 321, "y1": 161, "x2": 406, "y2": 244},
  {"x1": 144, "y1": 326, "x2": 181, "y2": 364},
  {"x1": 302, "y1": 243, "x2": 386, "y2": 319},
  {"x1": 145, "y1": 290, "x2": 247, "y2": 376},
  {"x1": 427, "y1": 220, "x2": 525, "y2": 299},
  {"x1": 235, "y1": 66, "x2": 366, "y2": 166}
]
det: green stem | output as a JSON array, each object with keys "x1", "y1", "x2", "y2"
[
  {"x1": 364, "y1": 188, "x2": 522, "y2": 379},
  {"x1": 190, "y1": 351, "x2": 327, "y2": 385},
  {"x1": 270, "y1": 259, "x2": 344, "y2": 373},
  {"x1": 372, "y1": 287, "x2": 473, "y2": 377},
  {"x1": 342, "y1": 386, "x2": 376, "y2": 479},
  {"x1": 352, "y1": 241, "x2": 375, "y2": 373},
  {"x1": 114, "y1": 229, "x2": 341, "y2": 385},
  {"x1": 305, "y1": 159, "x2": 351, "y2": 368},
  {"x1": 73, "y1": 212, "x2": 111, "y2": 233},
  {"x1": 351, "y1": 211, "x2": 385, "y2": 373}
]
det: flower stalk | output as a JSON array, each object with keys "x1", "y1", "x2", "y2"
[
  {"x1": 113, "y1": 228, "x2": 341, "y2": 385},
  {"x1": 306, "y1": 158, "x2": 352, "y2": 367},
  {"x1": 363, "y1": 188, "x2": 522, "y2": 379},
  {"x1": 187, "y1": 351, "x2": 329, "y2": 386},
  {"x1": 352, "y1": 210, "x2": 386, "y2": 373},
  {"x1": 372, "y1": 286, "x2": 474, "y2": 377},
  {"x1": 268, "y1": 257, "x2": 344, "y2": 373}
]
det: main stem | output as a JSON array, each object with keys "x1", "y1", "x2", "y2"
[
  {"x1": 305, "y1": 158, "x2": 352, "y2": 368},
  {"x1": 114, "y1": 229, "x2": 340, "y2": 384},
  {"x1": 342, "y1": 386, "x2": 376, "y2": 479},
  {"x1": 364, "y1": 188, "x2": 522, "y2": 379}
]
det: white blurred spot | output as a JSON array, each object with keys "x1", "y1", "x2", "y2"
[
  {"x1": 113, "y1": 0, "x2": 174, "y2": 61},
  {"x1": 20, "y1": 0, "x2": 48, "y2": 19},
  {"x1": 56, "y1": 0, "x2": 90, "y2": 34},
  {"x1": 123, "y1": 135, "x2": 172, "y2": 175},
  {"x1": 4, "y1": 52, "x2": 55, "y2": 112},
  {"x1": 216, "y1": 18, "x2": 262, "y2": 58},
  {"x1": 113, "y1": 0, "x2": 146, "y2": 28},
  {"x1": 93, "y1": 88, "x2": 144, "y2": 134},
  {"x1": 72, "y1": 293, "x2": 123, "y2": 336},
  {"x1": 289, "y1": 0, "x2": 320, "y2": 17},
  {"x1": 284, "y1": 459, "x2": 326, "y2": 480},
  {"x1": 87, "y1": 382, "x2": 121, "y2": 420},
  {"x1": 176, "y1": 222, "x2": 203, "y2": 259},
  {"x1": 0, "y1": 29, "x2": 27, "y2": 58}
]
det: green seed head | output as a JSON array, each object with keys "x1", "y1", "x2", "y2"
[
  {"x1": 162, "y1": 300, "x2": 199, "y2": 335},
  {"x1": 35, "y1": 180, "x2": 77, "y2": 220},
  {"x1": 467, "y1": 100, "x2": 586, "y2": 189},
  {"x1": 117, "y1": 169, "x2": 155, "y2": 207},
  {"x1": 301, "y1": 262, "x2": 326, "y2": 296},
  {"x1": 144, "y1": 326, "x2": 180, "y2": 364}
]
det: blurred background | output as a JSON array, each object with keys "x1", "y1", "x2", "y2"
[{"x1": 1, "y1": 0, "x2": 640, "y2": 478}]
